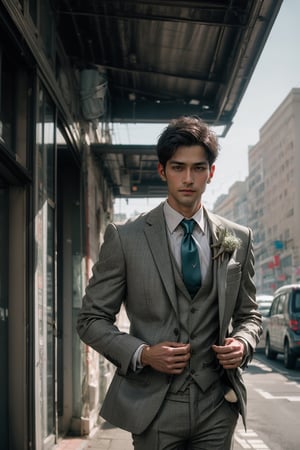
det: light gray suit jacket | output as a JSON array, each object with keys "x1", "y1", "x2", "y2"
[{"x1": 77, "y1": 203, "x2": 262, "y2": 434}]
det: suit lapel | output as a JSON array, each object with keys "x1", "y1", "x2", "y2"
[
  {"x1": 144, "y1": 204, "x2": 178, "y2": 315},
  {"x1": 205, "y1": 209, "x2": 230, "y2": 341}
]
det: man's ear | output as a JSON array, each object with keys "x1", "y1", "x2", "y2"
[
  {"x1": 158, "y1": 163, "x2": 166, "y2": 181},
  {"x1": 207, "y1": 164, "x2": 215, "y2": 183}
]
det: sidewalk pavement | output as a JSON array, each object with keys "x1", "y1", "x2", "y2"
[{"x1": 55, "y1": 421, "x2": 134, "y2": 450}]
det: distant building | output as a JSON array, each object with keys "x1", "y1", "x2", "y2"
[
  {"x1": 213, "y1": 180, "x2": 248, "y2": 226},
  {"x1": 248, "y1": 88, "x2": 300, "y2": 293},
  {"x1": 213, "y1": 88, "x2": 300, "y2": 295}
]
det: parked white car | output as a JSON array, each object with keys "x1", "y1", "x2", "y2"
[
  {"x1": 265, "y1": 285, "x2": 300, "y2": 369},
  {"x1": 256, "y1": 295, "x2": 274, "y2": 350}
]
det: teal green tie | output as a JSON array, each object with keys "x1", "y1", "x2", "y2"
[{"x1": 181, "y1": 219, "x2": 201, "y2": 297}]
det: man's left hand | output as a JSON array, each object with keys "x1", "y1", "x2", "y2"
[{"x1": 212, "y1": 337, "x2": 245, "y2": 369}]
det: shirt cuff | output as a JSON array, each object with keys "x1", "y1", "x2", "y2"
[
  {"x1": 131, "y1": 344, "x2": 148, "y2": 371},
  {"x1": 235, "y1": 337, "x2": 252, "y2": 368}
]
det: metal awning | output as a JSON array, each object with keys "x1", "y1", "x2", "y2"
[{"x1": 57, "y1": 0, "x2": 283, "y2": 197}]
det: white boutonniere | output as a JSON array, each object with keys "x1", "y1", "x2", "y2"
[{"x1": 212, "y1": 228, "x2": 242, "y2": 261}]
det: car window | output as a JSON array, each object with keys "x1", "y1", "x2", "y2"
[
  {"x1": 270, "y1": 296, "x2": 280, "y2": 315},
  {"x1": 277, "y1": 295, "x2": 285, "y2": 314},
  {"x1": 292, "y1": 291, "x2": 300, "y2": 313},
  {"x1": 257, "y1": 299, "x2": 273, "y2": 316}
]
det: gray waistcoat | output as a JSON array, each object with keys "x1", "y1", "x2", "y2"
[{"x1": 169, "y1": 254, "x2": 223, "y2": 393}]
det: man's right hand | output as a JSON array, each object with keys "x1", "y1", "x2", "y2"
[{"x1": 141, "y1": 341, "x2": 191, "y2": 374}]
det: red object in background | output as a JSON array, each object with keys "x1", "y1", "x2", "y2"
[
  {"x1": 289, "y1": 319, "x2": 299, "y2": 332},
  {"x1": 273, "y1": 254, "x2": 280, "y2": 267},
  {"x1": 277, "y1": 274, "x2": 286, "y2": 281}
]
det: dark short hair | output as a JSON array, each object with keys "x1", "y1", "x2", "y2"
[{"x1": 156, "y1": 116, "x2": 219, "y2": 168}]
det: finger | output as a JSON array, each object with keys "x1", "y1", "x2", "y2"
[
  {"x1": 165, "y1": 360, "x2": 189, "y2": 373},
  {"x1": 172, "y1": 353, "x2": 190, "y2": 363},
  {"x1": 212, "y1": 345, "x2": 233, "y2": 354},
  {"x1": 172, "y1": 348, "x2": 190, "y2": 357},
  {"x1": 163, "y1": 342, "x2": 190, "y2": 348},
  {"x1": 171, "y1": 363, "x2": 189, "y2": 373},
  {"x1": 217, "y1": 353, "x2": 241, "y2": 363},
  {"x1": 221, "y1": 356, "x2": 242, "y2": 368}
]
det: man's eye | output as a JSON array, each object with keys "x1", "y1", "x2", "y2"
[
  {"x1": 194, "y1": 166, "x2": 206, "y2": 171},
  {"x1": 172, "y1": 165, "x2": 182, "y2": 171}
]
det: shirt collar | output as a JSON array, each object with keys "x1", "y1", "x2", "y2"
[{"x1": 163, "y1": 200, "x2": 206, "y2": 234}]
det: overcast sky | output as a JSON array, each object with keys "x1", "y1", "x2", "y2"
[{"x1": 113, "y1": 0, "x2": 300, "y2": 216}]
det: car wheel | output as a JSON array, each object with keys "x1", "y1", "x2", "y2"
[
  {"x1": 284, "y1": 340, "x2": 296, "y2": 369},
  {"x1": 265, "y1": 335, "x2": 277, "y2": 360}
]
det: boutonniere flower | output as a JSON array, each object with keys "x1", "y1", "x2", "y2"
[{"x1": 211, "y1": 228, "x2": 242, "y2": 261}]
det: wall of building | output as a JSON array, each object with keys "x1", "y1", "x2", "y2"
[
  {"x1": 76, "y1": 130, "x2": 116, "y2": 436},
  {"x1": 214, "y1": 88, "x2": 300, "y2": 295},
  {"x1": 213, "y1": 180, "x2": 248, "y2": 226},
  {"x1": 248, "y1": 89, "x2": 300, "y2": 293}
]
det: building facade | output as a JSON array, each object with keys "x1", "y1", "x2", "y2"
[
  {"x1": 0, "y1": 2, "x2": 116, "y2": 449},
  {"x1": 248, "y1": 88, "x2": 300, "y2": 294},
  {"x1": 213, "y1": 180, "x2": 248, "y2": 227},
  {"x1": 214, "y1": 89, "x2": 300, "y2": 295}
]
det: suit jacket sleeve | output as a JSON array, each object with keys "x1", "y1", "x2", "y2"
[
  {"x1": 76, "y1": 223, "x2": 147, "y2": 375},
  {"x1": 230, "y1": 227, "x2": 262, "y2": 363}
]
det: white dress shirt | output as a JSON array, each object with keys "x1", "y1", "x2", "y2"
[{"x1": 163, "y1": 200, "x2": 212, "y2": 281}]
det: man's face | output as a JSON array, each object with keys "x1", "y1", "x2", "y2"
[{"x1": 158, "y1": 145, "x2": 215, "y2": 217}]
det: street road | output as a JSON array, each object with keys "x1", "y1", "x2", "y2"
[{"x1": 233, "y1": 353, "x2": 300, "y2": 450}]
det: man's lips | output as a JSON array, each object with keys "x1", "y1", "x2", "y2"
[{"x1": 179, "y1": 189, "x2": 195, "y2": 193}]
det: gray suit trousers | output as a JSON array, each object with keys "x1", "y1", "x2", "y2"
[{"x1": 132, "y1": 383, "x2": 238, "y2": 450}]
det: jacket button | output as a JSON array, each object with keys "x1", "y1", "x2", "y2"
[
  {"x1": 190, "y1": 369, "x2": 195, "y2": 374},
  {"x1": 190, "y1": 307, "x2": 196, "y2": 313},
  {"x1": 173, "y1": 328, "x2": 179, "y2": 336}
]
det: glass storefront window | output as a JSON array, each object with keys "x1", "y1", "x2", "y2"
[
  {"x1": 40, "y1": 0, "x2": 55, "y2": 64},
  {"x1": 35, "y1": 88, "x2": 56, "y2": 445},
  {"x1": 0, "y1": 53, "x2": 14, "y2": 150},
  {"x1": 0, "y1": 188, "x2": 9, "y2": 448},
  {"x1": 1, "y1": 45, "x2": 31, "y2": 167},
  {"x1": 47, "y1": 204, "x2": 54, "y2": 434},
  {"x1": 29, "y1": 0, "x2": 37, "y2": 25}
]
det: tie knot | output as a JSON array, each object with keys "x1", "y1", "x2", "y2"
[{"x1": 181, "y1": 219, "x2": 195, "y2": 235}]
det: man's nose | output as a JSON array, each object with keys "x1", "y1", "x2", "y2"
[{"x1": 183, "y1": 169, "x2": 193, "y2": 183}]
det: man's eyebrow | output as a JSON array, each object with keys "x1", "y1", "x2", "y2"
[{"x1": 169, "y1": 160, "x2": 209, "y2": 166}]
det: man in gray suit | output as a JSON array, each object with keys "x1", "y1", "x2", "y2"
[{"x1": 77, "y1": 116, "x2": 262, "y2": 450}]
